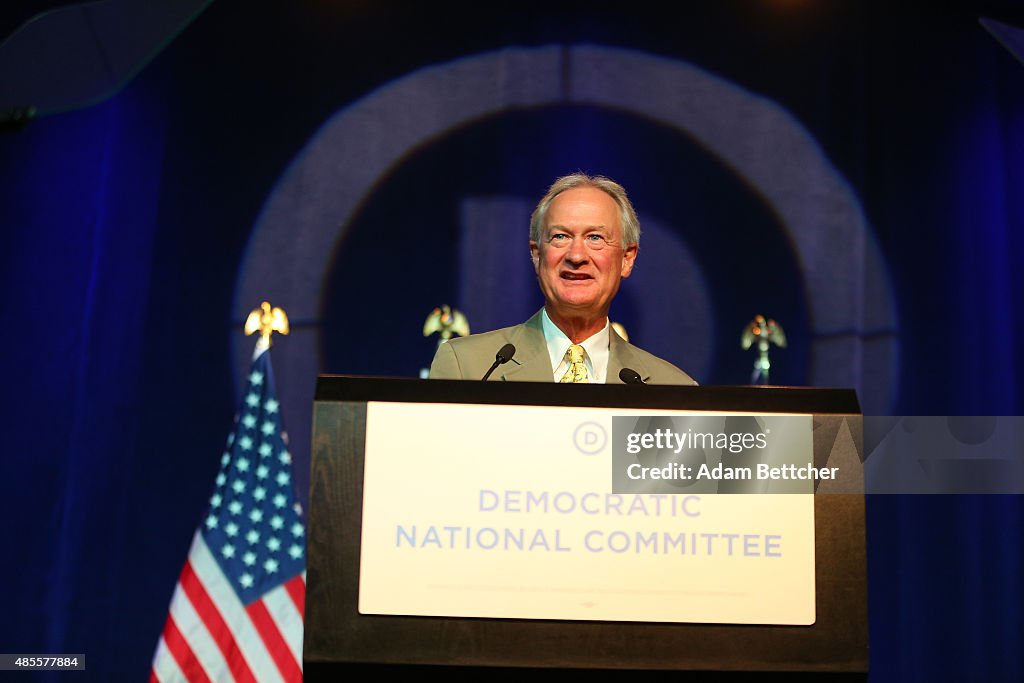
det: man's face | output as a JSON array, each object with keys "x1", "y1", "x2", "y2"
[{"x1": 530, "y1": 186, "x2": 638, "y2": 321}]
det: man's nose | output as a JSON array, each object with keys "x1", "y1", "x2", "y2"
[{"x1": 565, "y1": 236, "x2": 588, "y2": 263}]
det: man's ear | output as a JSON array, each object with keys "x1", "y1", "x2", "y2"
[
  {"x1": 621, "y1": 243, "x2": 638, "y2": 278},
  {"x1": 529, "y1": 241, "x2": 540, "y2": 273}
]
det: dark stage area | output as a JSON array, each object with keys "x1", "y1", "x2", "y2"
[{"x1": 1, "y1": 1, "x2": 1023, "y2": 680}]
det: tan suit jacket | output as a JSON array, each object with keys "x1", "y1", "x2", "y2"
[{"x1": 429, "y1": 310, "x2": 697, "y2": 385}]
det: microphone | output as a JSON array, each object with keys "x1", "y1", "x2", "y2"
[
  {"x1": 619, "y1": 367, "x2": 646, "y2": 385},
  {"x1": 481, "y1": 343, "x2": 516, "y2": 380}
]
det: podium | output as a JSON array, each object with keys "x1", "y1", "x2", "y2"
[{"x1": 305, "y1": 376, "x2": 867, "y2": 680}]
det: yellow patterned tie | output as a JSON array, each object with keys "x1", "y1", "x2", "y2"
[{"x1": 559, "y1": 344, "x2": 589, "y2": 383}]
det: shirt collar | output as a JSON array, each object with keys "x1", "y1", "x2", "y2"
[{"x1": 540, "y1": 308, "x2": 610, "y2": 383}]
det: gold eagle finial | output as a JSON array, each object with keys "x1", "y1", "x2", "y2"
[
  {"x1": 423, "y1": 305, "x2": 470, "y2": 343},
  {"x1": 741, "y1": 314, "x2": 786, "y2": 351},
  {"x1": 245, "y1": 301, "x2": 290, "y2": 349},
  {"x1": 741, "y1": 315, "x2": 786, "y2": 384}
]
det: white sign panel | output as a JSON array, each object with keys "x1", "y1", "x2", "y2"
[{"x1": 359, "y1": 402, "x2": 815, "y2": 625}]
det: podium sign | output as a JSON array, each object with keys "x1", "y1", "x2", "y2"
[
  {"x1": 305, "y1": 377, "x2": 866, "y2": 678},
  {"x1": 360, "y1": 403, "x2": 815, "y2": 625}
]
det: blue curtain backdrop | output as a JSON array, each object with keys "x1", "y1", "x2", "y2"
[{"x1": 1, "y1": 1, "x2": 1022, "y2": 680}]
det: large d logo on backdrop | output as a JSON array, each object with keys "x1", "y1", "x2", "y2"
[{"x1": 235, "y1": 45, "x2": 897, "y2": 485}]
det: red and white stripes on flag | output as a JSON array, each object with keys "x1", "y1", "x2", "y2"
[{"x1": 150, "y1": 532, "x2": 305, "y2": 682}]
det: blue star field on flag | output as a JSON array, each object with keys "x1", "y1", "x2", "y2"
[{"x1": 201, "y1": 350, "x2": 305, "y2": 604}]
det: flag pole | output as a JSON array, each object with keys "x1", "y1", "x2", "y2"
[{"x1": 151, "y1": 302, "x2": 305, "y2": 683}]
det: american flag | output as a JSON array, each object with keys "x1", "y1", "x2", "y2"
[{"x1": 151, "y1": 344, "x2": 305, "y2": 682}]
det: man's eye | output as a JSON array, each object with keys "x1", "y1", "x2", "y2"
[
  {"x1": 586, "y1": 234, "x2": 606, "y2": 243},
  {"x1": 550, "y1": 233, "x2": 569, "y2": 242}
]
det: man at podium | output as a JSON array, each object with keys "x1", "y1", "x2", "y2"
[{"x1": 429, "y1": 173, "x2": 696, "y2": 385}]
